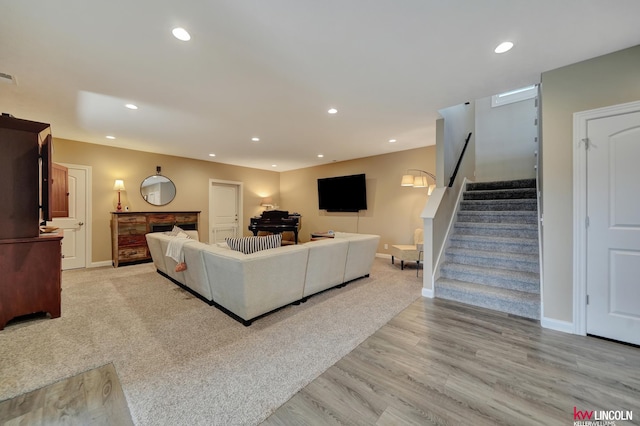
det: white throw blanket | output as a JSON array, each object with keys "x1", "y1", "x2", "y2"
[{"x1": 165, "y1": 233, "x2": 193, "y2": 263}]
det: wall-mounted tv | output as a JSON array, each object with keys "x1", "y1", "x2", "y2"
[{"x1": 317, "y1": 173, "x2": 367, "y2": 212}]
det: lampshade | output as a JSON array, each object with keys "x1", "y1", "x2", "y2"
[
  {"x1": 413, "y1": 175, "x2": 428, "y2": 188},
  {"x1": 113, "y1": 179, "x2": 126, "y2": 191},
  {"x1": 260, "y1": 197, "x2": 274, "y2": 207},
  {"x1": 400, "y1": 168, "x2": 436, "y2": 189},
  {"x1": 401, "y1": 175, "x2": 415, "y2": 186}
]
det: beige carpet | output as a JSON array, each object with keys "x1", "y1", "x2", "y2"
[{"x1": 0, "y1": 258, "x2": 421, "y2": 425}]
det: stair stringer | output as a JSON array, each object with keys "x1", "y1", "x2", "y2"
[
  {"x1": 431, "y1": 177, "x2": 474, "y2": 288},
  {"x1": 535, "y1": 156, "x2": 545, "y2": 322}
]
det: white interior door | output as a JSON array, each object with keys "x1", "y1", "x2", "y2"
[
  {"x1": 209, "y1": 180, "x2": 242, "y2": 244},
  {"x1": 49, "y1": 166, "x2": 88, "y2": 270},
  {"x1": 586, "y1": 109, "x2": 640, "y2": 345}
]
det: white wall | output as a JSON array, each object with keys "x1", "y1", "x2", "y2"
[
  {"x1": 475, "y1": 95, "x2": 538, "y2": 181},
  {"x1": 438, "y1": 102, "x2": 475, "y2": 186}
]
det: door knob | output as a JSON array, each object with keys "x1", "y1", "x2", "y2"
[{"x1": 78, "y1": 221, "x2": 84, "y2": 226}]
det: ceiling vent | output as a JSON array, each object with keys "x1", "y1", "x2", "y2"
[{"x1": 0, "y1": 72, "x2": 17, "y2": 85}]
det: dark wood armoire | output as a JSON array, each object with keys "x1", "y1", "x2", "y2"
[{"x1": 0, "y1": 114, "x2": 63, "y2": 330}]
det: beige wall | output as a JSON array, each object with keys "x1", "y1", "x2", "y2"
[
  {"x1": 53, "y1": 138, "x2": 434, "y2": 263},
  {"x1": 52, "y1": 138, "x2": 280, "y2": 263},
  {"x1": 540, "y1": 45, "x2": 640, "y2": 322},
  {"x1": 280, "y1": 146, "x2": 436, "y2": 254}
]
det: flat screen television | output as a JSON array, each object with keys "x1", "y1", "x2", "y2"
[{"x1": 317, "y1": 173, "x2": 367, "y2": 212}]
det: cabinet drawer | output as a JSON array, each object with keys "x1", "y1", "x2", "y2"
[
  {"x1": 118, "y1": 223, "x2": 147, "y2": 235},
  {"x1": 118, "y1": 234, "x2": 147, "y2": 247},
  {"x1": 118, "y1": 246, "x2": 148, "y2": 260},
  {"x1": 175, "y1": 213, "x2": 198, "y2": 224},
  {"x1": 148, "y1": 214, "x2": 176, "y2": 224},
  {"x1": 117, "y1": 215, "x2": 147, "y2": 224}
]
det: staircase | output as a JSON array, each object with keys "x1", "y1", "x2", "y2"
[{"x1": 435, "y1": 179, "x2": 540, "y2": 320}]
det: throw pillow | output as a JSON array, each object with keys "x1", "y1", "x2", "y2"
[
  {"x1": 226, "y1": 234, "x2": 282, "y2": 254},
  {"x1": 164, "y1": 226, "x2": 190, "y2": 237}
]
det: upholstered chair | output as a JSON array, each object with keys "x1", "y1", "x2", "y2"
[{"x1": 390, "y1": 228, "x2": 424, "y2": 270}]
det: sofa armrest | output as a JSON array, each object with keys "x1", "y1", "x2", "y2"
[
  {"x1": 146, "y1": 233, "x2": 168, "y2": 274},
  {"x1": 342, "y1": 234, "x2": 380, "y2": 282}
]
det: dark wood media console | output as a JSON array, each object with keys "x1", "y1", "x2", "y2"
[{"x1": 0, "y1": 233, "x2": 63, "y2": 330}]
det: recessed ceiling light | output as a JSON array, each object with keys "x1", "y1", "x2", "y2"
[
  {"x1": 271, "y1": 164, "x2": 277, "y2": 168},
  {"x1": 251, "y1": 137, "x2": 260, "y2": 142},
  {"x1": 209, "y1": 153, "x2": 216, "y2": 157},
  {"x1": 317, "y1": 154, "x2": 324, "y2": 158},
  {"x1": 328, "y1": 108, "x2": 338, "y2": 114},
  {"x1": 389, "y1": 139, "x2": 397, "y2": 143},
  {"x1": 125, "y1": 103, "x2": 138, "y2": 110},
  {"x1": 106, "y1": 135, "x2": 116, "y2": 140},
  {"x1": 172, "y1": 27, "x2": 191, "y2": 41},
  {"x1": 494, "y1": 41, "x2": 514, "y2": 54}
]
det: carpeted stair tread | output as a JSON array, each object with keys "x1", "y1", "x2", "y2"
[
  {"x1": 440, "y1": 261, "x2": 540, "y2": 293},
  {"x1": 449, "y1": 234, "x2": 539, "y2": 253},
  {"x1": 460, "y1": 199, "x2": 537, "y2": 211},
  {"x1": 466, "y1": 179, "x2": 536, "y2": 191},
  {"x1": 456, "y1": 210, "x2": 538, "y2": 224},
  {"x1": 454, "y1": 222, "x2": 538, "y2": 238},
  {"x1": 435, "y1": 278, "x2": 540, "y2": 319},
  {"x1": 445, "y1": 247, "x2": 539, "y2": 273},
  {"x1": 463, "y1": 188, "x2": 537, "y2": 200}
]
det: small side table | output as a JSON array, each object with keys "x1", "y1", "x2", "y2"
[{"x1": 310, "y1": 232, "x2": 335, "y2": 241}]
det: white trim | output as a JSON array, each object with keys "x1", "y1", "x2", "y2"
[
  {"x1": 572, "y1": 99, "x2": 640, "y2": 336},
  {"x1": 375, "y1": 253, "x2": 391, "y2": 260},
  {"x1": 90, "y1": 260, "x2": 112, "y2": 268},
  {"x1": 422, "y1": 287, "x2": 434, "y2": 298},
  {"x1": 57, "y1": 163, "x2": 92, "y2": 269},
  {"x1": 540, "y1": 317, "x2": 574, "y2": 334}
]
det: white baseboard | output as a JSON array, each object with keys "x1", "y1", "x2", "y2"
[
  {"x1": 540, "y1": 316, "x2": 575, "y2": 334},
  {"x1": 375, "y1": 253, "x2": 391, "y2": 259},
  {"x1": 421, "y1": 287, "x2": 434, "y2": 298},
  {"x1": 90, "y1": 260, "x2": 112, "y2": 268}
]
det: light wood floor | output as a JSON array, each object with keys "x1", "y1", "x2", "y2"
[
  {"x1": 0, "y1": 363, "x2": 133, "y2": 426},
  {"x1": 263, "y1": 297, "x2": 640, "y2": 425},
  {"x1": 2, "y1": 298, "x2": 638, "y2": 425}
]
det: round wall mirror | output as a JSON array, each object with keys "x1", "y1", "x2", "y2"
[{"x1": 140, "y1": 175, "x2": 176, "y2": 206}]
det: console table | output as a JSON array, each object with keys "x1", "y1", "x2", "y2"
[
  {"x1": 111, "y1": 211, "x2": 199, "y2": 267},
  {"x1": 0, "y1": 233, "x2": 63, "y2": 330}
]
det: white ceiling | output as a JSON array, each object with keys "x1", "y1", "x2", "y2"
[{"x1": 2, "y1": 1, "x2": 639, "y2": 171}]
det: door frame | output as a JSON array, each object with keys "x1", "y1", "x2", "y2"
[
  {"x1": 208, "y1": 178, "x2": 243, "y2": 244},
  {"x1": 572, "y1": 99, "x2": 640, "y2": 335},
  {"x1": 57, "y1": 163, "x2": 93, "y2": 268}
]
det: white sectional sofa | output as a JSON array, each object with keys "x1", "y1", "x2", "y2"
[{"x1": 145, "y1": 232, "x2": 380, "y2": 325}]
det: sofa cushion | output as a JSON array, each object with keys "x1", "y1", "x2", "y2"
[{"x1": 226, "y1": 234, "x2": 282, "y2": 254}]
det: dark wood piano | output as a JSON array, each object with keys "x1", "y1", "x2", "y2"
[{"x1": 248, "y1": 210, "x2": 302, "y2": 244}]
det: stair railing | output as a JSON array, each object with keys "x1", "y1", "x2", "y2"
[{"x1": 448, "y1": 132, "x2": 472, "y2": 188}]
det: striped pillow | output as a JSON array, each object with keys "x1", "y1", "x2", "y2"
[{"x1": 225, "y1": 234, "x2": 282, "y2": 254}]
